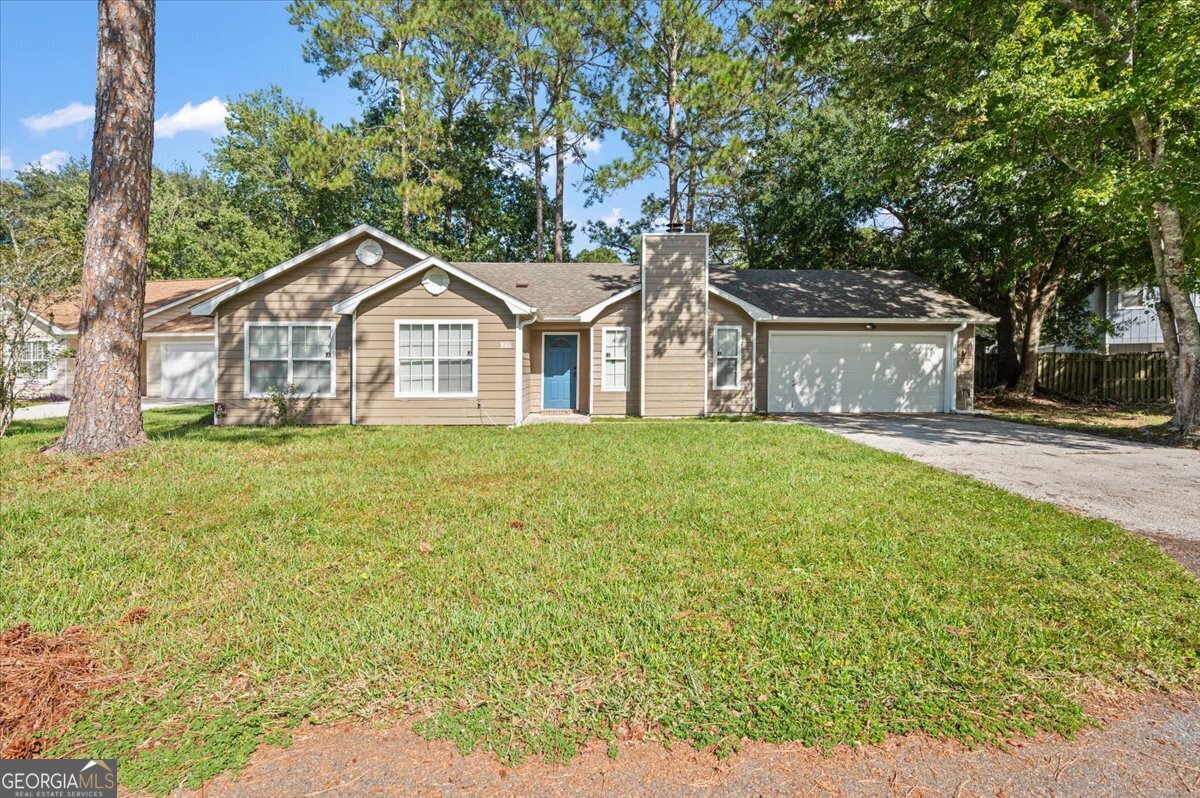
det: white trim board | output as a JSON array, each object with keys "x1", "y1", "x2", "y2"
[
  {"x1": 578, "y1": 284, "x2": 640, "y2": 323},
  {"x1": 192, "y1": 224, "x2": 432, "y2": 316},
  {"x1": 143, "y1": 331, "x2": 214, "y2": 338}
]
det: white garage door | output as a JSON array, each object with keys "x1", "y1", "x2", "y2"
[
  {"x1": 768, "y1": 331, "x2": 947, "y2": 413},
  {"x1": 161, "y1": 342, "x2": 216, "y2": 400}
]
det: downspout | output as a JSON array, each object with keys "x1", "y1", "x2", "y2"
[
  {"x1": 212, "y1": 310, "x2": 221, "y2": 426},
  {"x1": 350, "y1": 310, "x2": 358, "y2": 425},
  {"x1": 513, "y1": 313, "x2": 536, "y2": 426},
  {"x1": 948, "y1": 321, "x2": 969, "y2": 413}
]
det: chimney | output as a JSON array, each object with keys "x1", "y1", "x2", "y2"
[{"x1": 640, "y1": 232, "x2": 708, "y2": 417}]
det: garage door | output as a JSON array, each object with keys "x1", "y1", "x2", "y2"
[
  {"x1": 161, "y1": 342, "x2": 216, "y2": 400},
  {"x1": 768, "y1": 332, "x2": 947, "y2": 413}
]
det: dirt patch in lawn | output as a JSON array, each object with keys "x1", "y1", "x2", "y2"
[
  {"x1": 0, "y1": 623, "x2": 123, "y2": 759},
  {"x1": 977, "y1": 393, "x2": 1198, "y2": 448},
  {"x1": 176, "y1": 690, "x2": 1200, "y2": 798}
]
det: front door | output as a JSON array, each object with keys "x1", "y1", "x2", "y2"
[{"x1": 542, "y1": 334, "x2": 578, "y2": 410}]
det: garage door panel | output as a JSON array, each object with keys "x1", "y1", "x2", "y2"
[
  {"x1": 161, "y1": 342, "x2": 216, "y2": 400},
  {"x1": 768, "y1": 333, "x2": 946, "y2": 413}
]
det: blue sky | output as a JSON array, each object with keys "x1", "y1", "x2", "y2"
[{"x1": 0, "y1": 0, "x2": 636, "y2": 250}]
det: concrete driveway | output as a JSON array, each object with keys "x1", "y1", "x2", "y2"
[
  {"x1": 794, "y1": 414, "x2": 1200, "y2": 568},
  {"x1": 12, "y1": 397, "x2": 203, "y2": 421}
]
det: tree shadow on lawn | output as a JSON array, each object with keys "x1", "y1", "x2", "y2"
[{"x1": 3, "y1": 405, "x2": 370, "y2": 451}]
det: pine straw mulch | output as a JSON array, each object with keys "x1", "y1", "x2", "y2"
[{"x1": 0, "y1": 622, "x2": 128, "y2": 759}]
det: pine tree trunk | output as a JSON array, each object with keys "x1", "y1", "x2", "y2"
[
  {"x1": 533, "y1": 144, "x2": 545, "y2": 262},
  {"x1": 665, "y1": 38, "x2": 680, "y2": 230},
  {"x1": 51, "y1": 0, "x2": 155, "y2": 455},
  {"x1": 554, "y1": 129, "x2": 565, "y2": 262}
]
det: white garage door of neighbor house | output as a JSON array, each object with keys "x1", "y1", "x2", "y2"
[
  {"x1": 768, "y1": 331, "x2": 948, "y2": 414},
  {"x1": 161, "y1": 342, "x2": 216, "y2": 400}
]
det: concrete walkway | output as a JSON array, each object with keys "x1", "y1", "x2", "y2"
[
  {"x1": 12, "y1": 397, "x2": 204, "y2": 421},
  {"x1": 793, "y1": 414, "x2": 1200, "y2": 548}
]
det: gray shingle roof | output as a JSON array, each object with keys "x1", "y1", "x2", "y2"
[
  {"x1": 709, "y1": 268, "x2": 988, "y2": 320},
  {"x1": 453, "y1": 261, "x2": 990, "y2": 321},
  {"x1": 453, "y1": 262, "x2": 638, "y2": 315}
]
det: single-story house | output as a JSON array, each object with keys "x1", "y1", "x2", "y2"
[
  {"x1": 19, "y1": 277, "x2": 239, "y2": 400},
  {"x1": 189, "y1": 225, "x2": 994, "y2": 425}
]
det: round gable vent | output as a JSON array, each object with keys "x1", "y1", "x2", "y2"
[
  {"x1": 423, "y1": 266, "x2": 450, "y2": 296},
  {"x1": 356, "y1": 238, "x2": 384, "y2": 266}
]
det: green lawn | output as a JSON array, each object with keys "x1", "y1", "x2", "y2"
[{"x1": 2, "y1": 407, "x2": 1197, "y2": 793}]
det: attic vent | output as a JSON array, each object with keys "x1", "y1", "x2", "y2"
[{"x1": 515, "y1": 281, "x2": 529, "y2": 288}]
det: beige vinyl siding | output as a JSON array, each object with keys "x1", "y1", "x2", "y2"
[
  {"x1": 755, "y1": 322, "x2": 963, "y2": 412},
  {"x1": 706, "y1": 295, "x2": 754, "y2": 415},
  {"x1": 590, "y1": 294, "x2": 641, "y2": 416},
  {"x1": 355, "y1": 278, "x2": 517, "y2": 425},
  {"x1": 524, "y1": 323, "x2": 591, "y2": 415},
  {"x1": 956, "y1": 325, "x2": 976, "y2": 410},
  {"x1": 641, "y1": 234, "x2": 707, "y2": 417},
  {"x1": 216, "y1": 236, "x2": 420, "y2": 425}
]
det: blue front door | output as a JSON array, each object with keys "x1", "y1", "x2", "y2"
[{"x1": 543, "y1": 334, "x2": 578, "y2": 410}]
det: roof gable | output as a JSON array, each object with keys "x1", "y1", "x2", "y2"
[
  {"x1": 33, "y1": 278, "x2": 238, "y2": 334},
  {"x1": 332, "y1": 256, "x2": 537, "y2": 316},
  {"x1": 191, "y1": 224, "x2": 431, "y2": 316}
]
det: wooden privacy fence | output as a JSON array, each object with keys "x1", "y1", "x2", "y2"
[{"x1": 976, "y1": 352, "x2": 1173, "y2": 402}]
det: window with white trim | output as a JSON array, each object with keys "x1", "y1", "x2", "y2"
[
  {"x1": 19, "y1": 340, "x2": 51, "y2": 381},
  {"x1": 395, "y1": 320, "x2": 476, "y2": 396},
  {"x1": 713, "y1": 326, "x2": 741, "y2": 389},
  {"x1": 245, "y1": 322, "x2": 335, "y2": 397},
  {"x1": 601, "y1": 327, "x2": 629, "y2": 391}
]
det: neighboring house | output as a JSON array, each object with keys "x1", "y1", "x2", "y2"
[
  {"x1": 189, "y1": 225, "x2": 995, "y2": 426},
  {"x1": 20, "y1": 278, "x2": 239, "y2": 400},
  {"x1": 1090, "y1": 282, "x2": 1200, "y2": 353},
  {"x1": 1042, "y1": 282, "x2": 1200, "y2": 354}
]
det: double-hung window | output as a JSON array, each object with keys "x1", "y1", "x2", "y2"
[
  {"x1": 245, "y1": 322, "x2": 335, "y2": 397},
  {"x1": 395, "y1": 320, "x2": 476, "y2": 397},
  {"x1": 713, "y1": 326, "x2": 741, "y2": 390},
  {"x1": 601, "y1": 327, "x2": 629, "y2": 391},
  {"x1": 19, "y1": 340, "x2": 51, "y2": 381}
]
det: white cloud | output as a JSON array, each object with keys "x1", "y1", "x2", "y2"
[
  {"x1": 33, "y1": 150, "x2": 70, "y2": 171},
  {"x1": 600, "y1": 207, "x2": 622, "y2": 226},
  {"x1": 0, "y1": 150, "x2": 12, "y2": 171},
  {"x1": 155, "y1": 97, "x2": 228, "y2": 139},
  {"x1": 21, "y1": 101, "x2": 95, "y2": 133},
  {"x1": 580, "y1": 136, "x2": 601, "y2": 153}
]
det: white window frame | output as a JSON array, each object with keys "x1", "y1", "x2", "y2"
[
  {"x1": 393, "y1": 319, "x2": 479, "y2": 398},
  {"x1": 712, "y1": 325, "x2": 742, "y2": 391},
  {"x1": 600, "y1": 326, "x2": 630, "y2": 392},
  {"x1": 243, "y1": 320, "x2": 337, "y2": 399},
  {"x1": 18, "y1": 339, "x2": 54, "y2": 381}
]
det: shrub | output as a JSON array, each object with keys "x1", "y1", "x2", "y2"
[{"x1": 258, "y1": 384, "x2": 316, "y2": 426}]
